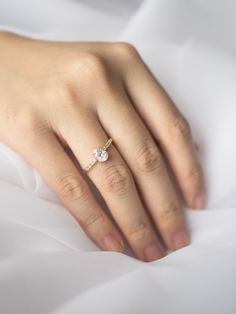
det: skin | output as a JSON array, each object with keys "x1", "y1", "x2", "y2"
[{"x1": 0, "y1": 31, "x2": 206, "y2": 262}]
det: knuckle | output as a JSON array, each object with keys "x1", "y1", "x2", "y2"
[
  {"x1": 65, "y1": 52, "x2": 111, "y2": 92},
  {"x1": 114, "y1": 42, "x2": 140, "y2": 59},
  {"x1": 126, "y1": 220, "x2": 149, "y2": 239},
  {"x1": 102, "y1": 163, "x2": 132, "y2": 195},
  {"x1": 82, "y1": 210, "x2": 104, "y2": 229},
  {"x1": 56, "y1": 84, "x2": 77, "y2": 105},
  {"x1": 169, "y1": 114, "x2": 191, "y2": 139},
  {"x1": 48, "y1": 83, "x2": 76, "y2": 109},
  {"x1": 83, "y1": 53, "x2": 106, "y2": 75},
  {"x1": 56, "y1": 174, "x2": 87, "y2": 202},
  {"x1": 159, "y1": 204, "x2": 180, "y2": 221},
  {"x1": 186, "y1": 165, "x2": 202, "y2": 184},
  {"x1": 135, "y1": 140, "x2": 163, "y2": 174},
  {"x1": 57, "y1": 85, "x2": 79, "y2": 114},
  {"x1": 69, "y1": 53, "x2": 107, "y2": 81}
]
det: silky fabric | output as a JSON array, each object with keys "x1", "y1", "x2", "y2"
[{"x1": 0, "y1": 0, "x2": 236, "y2": 313}]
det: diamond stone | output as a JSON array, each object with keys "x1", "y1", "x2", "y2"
[{"x1": 93, "y1": 148, "x2": 108, "y2": 162}]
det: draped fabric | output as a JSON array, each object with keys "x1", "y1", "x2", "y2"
[{"x1": 0, "y1": 1, "x2": 236, "y2": 313}]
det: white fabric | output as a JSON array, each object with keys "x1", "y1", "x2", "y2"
[{"x1": 0, "y1": 0, "x2": 236, "y2": 313}]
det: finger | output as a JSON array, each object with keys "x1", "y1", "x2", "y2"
[
  {"x1": 97, "y1": 89, "x2": 189, "y2": 251},
  {"x1": 22, "y1": 128, "x2": 124, "y2": 253},
  {"x1": 55, "y1": 108, "x2": 166, "y2": 262},
  {"x1": 124, "y1": 56, "x2": 206, "y2": 210}
]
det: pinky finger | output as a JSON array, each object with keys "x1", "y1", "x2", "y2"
[{"x1": 24, "y1": 130, "x2": 125, "y2": 253}]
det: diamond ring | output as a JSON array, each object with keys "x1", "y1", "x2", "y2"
[{"x1": 83, "y1": 138, "x2": 112, "y2": 173}]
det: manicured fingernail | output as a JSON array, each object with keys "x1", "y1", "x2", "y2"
[
  {"x1": 143, "y1": 243, "x2": 164, "y2": 262},
  {"x1": 102, "y1": 234, "x2": 124, "y2": 252},
  {"x1": 172, "y1": 228, "x2": 189, "y2": 251},
  {"x1": 194, "y1": 190, "x2": 206, "y2": 209}
]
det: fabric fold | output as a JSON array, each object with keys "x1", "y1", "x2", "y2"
[{"x1": 0, "y1": 0, "x2": 236, "y2": 313}]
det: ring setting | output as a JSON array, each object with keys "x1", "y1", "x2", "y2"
[
  {"x1": 93, "y1": 148, "x2": 109, "y2": 162},
  {"x1": 83, "y1": 138, "x2": 112, "y2": 173}
]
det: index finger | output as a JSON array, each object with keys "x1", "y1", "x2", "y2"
[{"x1": 124, "y1": 51, "x2": 206, "y2": 209}]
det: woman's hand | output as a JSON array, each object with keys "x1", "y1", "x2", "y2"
[{"x1": 0, "y1": 31, "x2": 205, "y2": 262}]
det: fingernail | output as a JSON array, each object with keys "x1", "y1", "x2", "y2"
[
  {"x1": 172, "y1": 228, "x2": 190, "y2": 251},
  {"x1": 194, "y1": 190, "x2": 206, "y2": 209},
  {"x1": 102, "y1": 234, "x2": 124, "y2": 252},
  {"x1": 143, "y1": 243, "x2": 164, "y2": 262}
]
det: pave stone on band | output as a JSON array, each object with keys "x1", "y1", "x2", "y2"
[{"x1": 83, "y1": 138, "x2": 112, "y2": 173}]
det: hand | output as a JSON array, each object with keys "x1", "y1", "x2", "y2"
[{"x1": 0, "y1": 31, "x2": 206, "y2": 262}]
